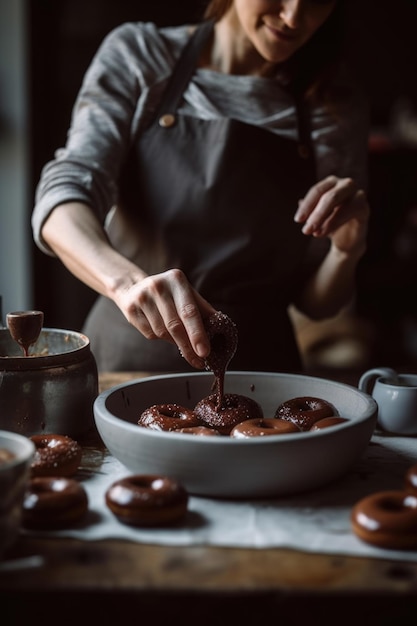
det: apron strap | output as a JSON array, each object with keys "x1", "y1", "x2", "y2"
[
  {"x1": 294, "y1": 96, "x2": 316, "y2": 172},
  {"x1": 151, "y1": 19, "x2": 214, "y2": 125}
]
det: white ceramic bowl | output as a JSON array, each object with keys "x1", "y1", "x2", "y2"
[
  {"x1": 0, "y1": 430, "x2": 35, "y2": 558},
  {"x1": 94, "y1": 371, "x2": 377, "y2": 498}
]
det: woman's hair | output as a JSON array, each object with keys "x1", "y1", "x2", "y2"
[
  {"x1": 204, "y1": 0, "x2": 233, "y2": 21},
  {"x1": 203, "y1": 0, "x2": 348, "y2": 103}
]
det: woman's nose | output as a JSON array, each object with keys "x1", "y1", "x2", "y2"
[{"x1": 279, "y1": 0, "x2": 302, "y2": 29}]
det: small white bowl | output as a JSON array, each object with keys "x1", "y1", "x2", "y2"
[
  {"x1": 0, "y1": 431, "x2": 35, "y2": 558},
  {"x1": 94, "y1": 371, "x2": 377, "y2": 498}
]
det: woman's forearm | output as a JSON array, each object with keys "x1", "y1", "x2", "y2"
[
  {"x1": 41, "y1": 202, "x2": 147, "y2": 300},
  {"x1": 294, "y1": 244, "x2": 364, "y2": 320}
]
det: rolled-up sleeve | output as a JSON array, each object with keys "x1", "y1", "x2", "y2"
[{"x1": 31, "y1": 22, "x2": 159, "y2": 255}]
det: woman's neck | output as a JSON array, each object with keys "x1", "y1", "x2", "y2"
[{"x1": 198, "y1": 14, "x2": 277, "y2": 78}]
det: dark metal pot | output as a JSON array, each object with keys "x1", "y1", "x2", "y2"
[{"x1": 0, "y1": 328, "x2": 98, "y2": 438}]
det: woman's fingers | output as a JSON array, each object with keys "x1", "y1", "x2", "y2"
[
  {"x1": 295, "y1": 175, "x2": 339, "y2": 221},
  {"x1": 295, "y1": 176, "x2": 357, "y2": 235},
  {"x1": 126, "y1": 269, "x2": 215, "y2": 369},
  {"x1": 293, "y1": 176, "x2": 370, "y2": 258},
  {"x1": 319, "y1": 188, "x2": 368, "y2": 233}
]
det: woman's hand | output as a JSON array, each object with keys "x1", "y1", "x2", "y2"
[
  {"x1": 292, "y1": 176, "x2": 370, "y2": 319},
  {"x1": 294, "y1": 175, "x2": 370, "y2": 259},
  {"x1": 114, "y1": 268, "x2": 216, "y2": 370},
  {"x1": 41, "y1": 203, "x2": 216, "y2": 370}
]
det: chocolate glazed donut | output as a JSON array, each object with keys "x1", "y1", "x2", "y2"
[
  {"x1": 175, "y1": 426, "x2": 222, "y2": 436},
  {"x1": 22, "y1": 477, "x2": 88, "y2": 529},
  {"x1": 194, "y1": 393, "x2": 263, "y2": 435},
  {"x1": 275, "y1": 396, "x2": 338, "y2": 431},
  {"x1": 30, "y1": 434, "x2": 82, "y2": 477},
  {"x1": 351, "y1": 490, "x2": 417, "y2": 549},
  {"x1": 138, "y1": 403, "x2": 201, "y2": 432},
  {"x1": 231, "y1": 417, "x2": 300, "y2": 438},
  {"x1": 105, "y1": 475, "x2": 189, "y2": 527}
]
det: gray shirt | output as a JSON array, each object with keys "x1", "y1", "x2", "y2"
[{"x1": 32, "y1": 21, "x2": 369, "y2": 255}]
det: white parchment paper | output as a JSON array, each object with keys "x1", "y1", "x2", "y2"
[{"x1": 22, "y1": 433, "x2": 417, "y2": 561}]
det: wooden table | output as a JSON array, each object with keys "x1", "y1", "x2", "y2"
[{"x1": 2, "y1": 371, "x2": 417, "y2": 625}]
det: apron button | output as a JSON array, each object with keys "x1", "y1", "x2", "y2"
[
  {"x1": 159, "y1": 113, "x2": 176, "y2": 128},
  {"x1": 298, "y1": 144, "x2": 310, "y2": 159}
]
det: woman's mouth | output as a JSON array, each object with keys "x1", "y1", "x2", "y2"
[{"x1": 265, "y1": 24, "x2": 298, "y2": 43}]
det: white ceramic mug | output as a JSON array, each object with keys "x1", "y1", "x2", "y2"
[{"x1": 359, "y1": 367, "x2": 417, "y2": 435}]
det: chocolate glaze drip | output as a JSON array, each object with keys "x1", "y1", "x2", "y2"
[
  {"x1": 196, "y1": 311, "x2": 262, "y2": 434},
  {"x1": 203, "y1": 311, "x2": 238, "y2": 408}
]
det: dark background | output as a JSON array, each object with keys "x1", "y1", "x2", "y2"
[{"x1": 28, "y1": 0, "x2": 417, "y2": 367}]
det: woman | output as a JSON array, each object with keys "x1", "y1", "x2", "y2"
[{"x1": 32, "y1": 0, "x2": 370, "y2": 373}]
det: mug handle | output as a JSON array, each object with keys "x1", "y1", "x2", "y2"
[{"x1": 358, "y1": 367, "x2": 399, "y2": 394}]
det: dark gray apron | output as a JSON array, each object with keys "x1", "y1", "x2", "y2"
[{"x1": 83, "y1": 20, "x2": 318, "y2": 373}]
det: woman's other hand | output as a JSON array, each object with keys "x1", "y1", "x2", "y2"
[{"x1": 294, "y1": 175, "x2": 369, "y2": 259}]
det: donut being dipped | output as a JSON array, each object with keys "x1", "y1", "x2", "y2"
[
  {"x1": 22, "y1": 477, "x2": 88, "y2": 529},
  {"x1": 351, "y1": 490, "x2": 417, "y2": 550},
  {"x1": 138, "y1": 403, "x2": 201, "y2": 432},
  {"x1": 203, "y1": 311, "x2": 238, "y2": 387},
  {"x1": 30, "y1": 434, "x2": 82, "y2": 477},
  {"x1": 105, "y1": 474, "x2": 189, "y2": 527},
  {"x1": 275, "y1": 396, "x2": 337, "y2": 432}
]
